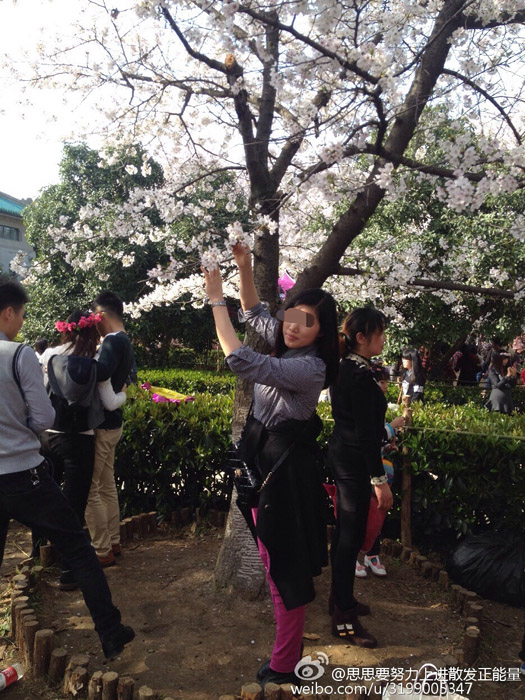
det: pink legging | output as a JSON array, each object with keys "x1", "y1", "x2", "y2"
[{"x1": 252, "y1": 507, "x2": 306, "y2": 673}]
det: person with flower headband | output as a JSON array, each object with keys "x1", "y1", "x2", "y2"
[{"x1": 37, "y1": 310, "x2": 127, "y2": 590}]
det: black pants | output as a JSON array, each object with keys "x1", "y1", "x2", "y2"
[
  {"x1": 0, "y1": 462, "x2": 121, "y2": 641},
  {"x1": 329, "y1": 442, "x2": 371, "y2": 611},
  {"x1": 35, "y1": 432, "x2": 95, "y2": 576},
  {"x1": 40, "y1": 432, "x2": 95, "y2": 527}
]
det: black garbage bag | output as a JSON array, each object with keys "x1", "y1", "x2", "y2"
[{"x1": 447, "y1": 532, "x2": 525, "y2": 608}]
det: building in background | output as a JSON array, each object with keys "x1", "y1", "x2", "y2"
[{"x1": 0, "y1": 191, "x2": 34, "y2": 275}]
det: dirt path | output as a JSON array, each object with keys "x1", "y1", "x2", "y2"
[{"x1": 1, "y1": 522, "x2": 523, "y2": 700}]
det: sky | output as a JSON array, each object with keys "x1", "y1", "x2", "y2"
[{"x1": 0, "y1": 0, "x2": 96, "y2": 200}]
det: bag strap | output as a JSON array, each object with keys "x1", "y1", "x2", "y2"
[
  {"x1": 258, "y1": 411, "x2": 317, "y2": 493},
  {"x1": 12, "y1": 344, "x2": 31, "y2": 425}
]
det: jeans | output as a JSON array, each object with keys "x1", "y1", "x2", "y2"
[
  {"x1": 329, "y1": 443, "x2": 371, "y2": 611},
  {"x1": 0, "y1": 461, "x2": 122, "y2": 640}
]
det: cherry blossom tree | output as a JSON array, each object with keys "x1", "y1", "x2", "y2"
[{"x1": 10, "y1": 0, "x2": 525, "y2": 595}]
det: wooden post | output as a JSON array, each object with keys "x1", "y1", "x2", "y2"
[
  {"x1": 400, "y1": 395, "x2": 413, "y2": 547},
  {"x1": 29, "y1": 565, "x2": 44, "y2": 586},
  {"x1": 139, "y1": 513, "x2": 150, "y2": 535},
  {"x1": 438, "y1": 570, "x2": 449, "y2": 589},
  {"x1": 391, "y1": 541, "x2": 403, "y2": 557},
  {"x1": 64, "y1": 655, "x2": 90, "y2": 694},
  {"x1": 400, "y1": 547, "x2": 412, "y2": 563},
  {"x1": 39, "y1": 543, "x2": 58, "y2": 567},
  {"x1": 138, "y1": 687, "x2": 157, "y2": 699},
  {"x1": 279, "y1": 685, "x2": 295, "y2": 700},
  {"x1": 101, "y1": 671, "x2": 120, "y2": 700},
  {"x1": 67, "y1": 667, "x2": 89, "y2": 698},
  {"x1": 22, "y1": 619, "x2": 40, "y2": 663},
  {"x1": 131, "y1": 515, "x2": 141, "y2": 539},
  {"x1": 48, "y1": 647, "x2": 68, "y2": 683},
  {"x1": 122, "y1": 518, "x2": 133, "y2": 540},
  {"x1": 240, "y1": 683, "x2": 263, "y2": 700},
  {"x1": 117, "y1": 676, "x2": 135, "y2": 700},
  {"x1": 33, "y1": 628, "x2": 55, "y2": 677},
  {"x1": 119, "y1": 522, "x2": 127, "y2": 543},
  {"x1": 263, "y1": 683, "x2": 282, "y2": 700},
  {"x1": 17, "y1": 608, "x2": 36, "y2": 649},
  {"x1": 147, "y1": 511, "x2": 158, "y2": 531},
  {"x1": 88, "y1": 671, "x2": 104, "y2": 700},
  {"x1": 421, "y1": 561, "x2": 433, "y2": 579},
  {"x1": 463, "y1": 626, "x2": 481, "y2": 665},
  {"x1": 12, "y1": 602, "x2": 29, "y2": 642}
]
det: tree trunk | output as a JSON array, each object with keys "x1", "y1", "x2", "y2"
[{"x1": 214, "y1": 208, "x2": 280, "y2": 598}]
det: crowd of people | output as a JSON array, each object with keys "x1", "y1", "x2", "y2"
[
  {"x1": 0, "y1": 282, "x2": 135, "y2": 659},
  {"x1": 1, "y1": 256, "x2": 523, "y2": 682}
]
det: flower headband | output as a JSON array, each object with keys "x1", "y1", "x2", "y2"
[{"x1": 55, "y1": 312, "x2": 103, "y2": 333}]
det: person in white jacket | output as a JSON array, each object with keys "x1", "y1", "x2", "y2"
[{"x1": 37, "y1": 310, "x2": 127, "y2": 590}]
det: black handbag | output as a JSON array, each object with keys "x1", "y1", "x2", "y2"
[
  {"x1": 231, "y1": 405, "x2": 267, "y2": 511},
  {"x1": 231, "y1": 406, "x2": 315, "y2": 511}
]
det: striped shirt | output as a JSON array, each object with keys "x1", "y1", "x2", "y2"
[{"x1": 226, "y1": 303, "x2": 326, "y2": 427}]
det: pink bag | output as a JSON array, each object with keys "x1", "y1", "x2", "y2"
[{"x1": 360, "y1": 495, "x2": 387, "y2": 553}]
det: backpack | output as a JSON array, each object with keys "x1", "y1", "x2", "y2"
[{"x1": 46, "y1": 354, "x2": 104, "y2": 433}]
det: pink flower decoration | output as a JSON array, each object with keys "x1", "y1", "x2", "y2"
[{"x1": 141, "y1": 382, "x2": 152, "y2": 390}]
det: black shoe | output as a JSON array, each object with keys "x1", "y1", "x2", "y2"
[
  {"x1": 102, "y1": 625, "x2": 135, "y2": 659},
  {"x1": 58, "y1": 569, "x2": 78, "y2": 591},
  {"x1": 257, "y1": 660, "x2": 271, "y2": 683},
  {"x1": 260, "y1": 667, "x2": 301, "y2": 688},
  {"x1": 257, "y1": 641, "x2": 304, "y2": 683}
]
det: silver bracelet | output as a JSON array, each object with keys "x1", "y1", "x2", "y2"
[
  {"x1": 370, "y1": 475, "x2": 388, "y2": 486},
  {"x1": 209, "y1": 300, "x2": 227, "y2": 308}
]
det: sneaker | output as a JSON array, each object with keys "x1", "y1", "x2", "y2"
[
  {"x1": 355, "y1": 561, "x2": 368, "y2": 578},
  {"x1": 364, "y1": 555, "x2": 387, "y2": 577},
  {"x1": 97, "y1": 551, "x2": 116, "y2": 568},
  {"x1": 101, "y1": 624, "x2": 135, "y2": 659}
]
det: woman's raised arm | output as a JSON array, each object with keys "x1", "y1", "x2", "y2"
[
  {"x1": 232, "y1": 243, "x2": 259, "y2": 311},
  {"x1": 203, "y1": 265, "x2": 242, "y2": 357}
]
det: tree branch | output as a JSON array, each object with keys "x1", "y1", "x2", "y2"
[
  {"x1": 460, "y1": 9, "x2": 525, "y2": 30},
  {"x1": 161, "y1": 8, "x2": 227, "y2": 74},
  {"x1": 442, "y1": 69, "x2": 522, "y2": 145},
  {"x1": 336, "y1": 266, "x2": 517, "y2": 299},
  {"x1": 236, "y1": 3, "x2": 379, "y2": 85}
]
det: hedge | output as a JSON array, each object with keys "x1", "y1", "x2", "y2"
[
  {"x1": 137, "y1": 368, "x2": 235, "y2": 396},
  {"x1": 116, "y1": 384, "x2": 525, "y2": 548},
  {"x1": 139, "y1": 368, "x2": 524, "y2": 413}
]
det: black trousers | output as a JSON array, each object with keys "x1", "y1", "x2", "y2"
[
  {"x1": 329, "y1": 441, "x2": 371, "y2": 611},
  {"x1": 40, "y1": 431, "x2": 95, "y2": 527},
  {"x1": 0, "y1": 461, "x2": 121, "y2": 641}
]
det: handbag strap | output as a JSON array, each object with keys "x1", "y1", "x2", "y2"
[
  {"x1": 258, "y1": 411, "x2": 317, "y2": 493},
  {"x1": 12, "y1": 344, "x2": 31, "y2": 425}
]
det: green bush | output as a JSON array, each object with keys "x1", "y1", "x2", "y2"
[
  {"x1": 399, "y1": 403, "x2": 525, "y2": 548},
  {"x1": 384, "y1": 380, "x2": 525, "y2": 413},
  {"x1": 116, "y1": 384, "x2": 233, "y2": 517},
  {"x1": 116, "y1": 382, "x2": 525, "y2": 546},
  {"x1": 137, "y1": 368, "x2": 235, "y2": 396}
]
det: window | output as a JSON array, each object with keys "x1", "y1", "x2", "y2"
[{"x1": 0, "y1": 225, "x2": 21, "y2": 241}]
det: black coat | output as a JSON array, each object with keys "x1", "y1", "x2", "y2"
[
  {"x1": 329, "y1": 358, "x2": 387, "y2": 479},
  {"x1": 256, "y1": 414, "x2": 328, "y2": 610}
]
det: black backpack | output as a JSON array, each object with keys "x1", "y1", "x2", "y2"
[{"x1": 46, "y1": 354, "x2": 104, "y2": 433}]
